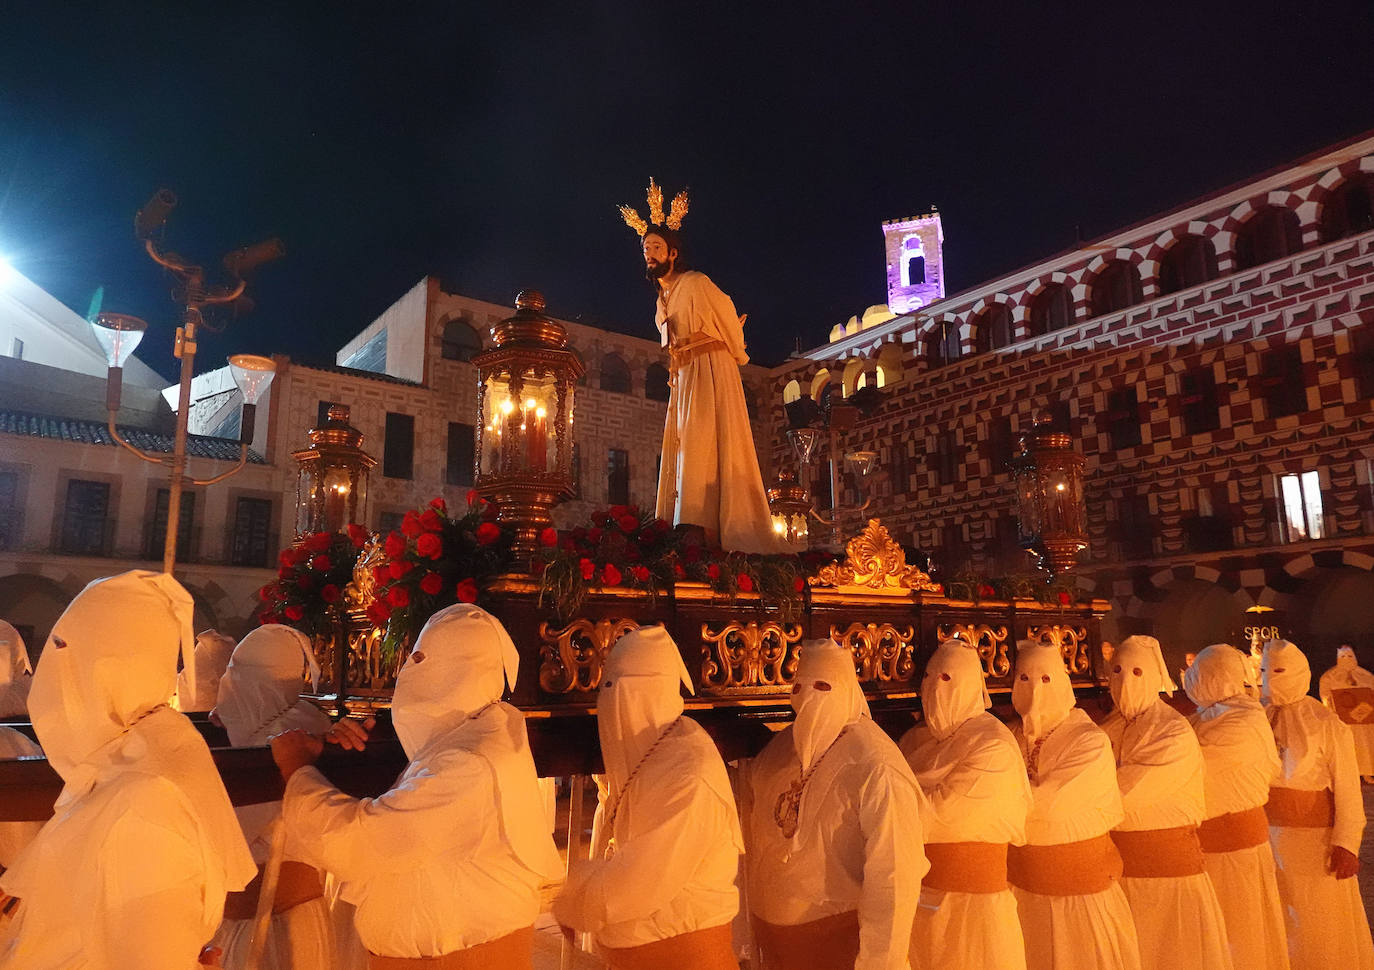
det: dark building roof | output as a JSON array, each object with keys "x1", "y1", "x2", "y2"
[
  {"x1": 0, "y1": 410, "x2": 267, "y2": 464},
  {"x1": 294, "y1": 360, "x2": 424, "y2": 387}
]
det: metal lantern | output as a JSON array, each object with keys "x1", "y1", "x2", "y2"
[
  {"x1": 474, "y1": 290, "x2": 584, "y2": 557},
  {"x1": 292, "y1": 404, "x2": 376, "y2": 536},
  {"x1": 767, "y1": 471, "x2": 812, "y2": 545},
  {"x1": 1010, "y1": 409, "x2": 1088, "y2": 578}
]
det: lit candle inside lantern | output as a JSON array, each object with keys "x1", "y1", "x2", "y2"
[{"x1": 525, "y1": 397, "x2": 547, "y2": 470}]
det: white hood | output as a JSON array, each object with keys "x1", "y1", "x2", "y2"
[
  {"x1": 1336, "y1": 645, "x2": 1358, "y2": 670},
  {"x1": 1183, "y1": 643, "x2": 1252, "y2": 712},
  {"x1": 177, "y1": 629, "x2": 237, "y2": 712},
  {"x1": 791, "y1": 638, "x2": 868, "y2": 772},
  {"x1": 1012, "y1": 641, "x2": 1076, "y2": 741},
  {"x1": 1262, "y1": 639, "x2": 1312, "y2": 707},
  {"x1": 1108, "y1": 634, "x2": 1176, "y2": 719},
  {"x1": 921, "y1": 638, "x2": 992, "y2": 741},
  {"x1": 213, "y1": 625, "x2": 323, "y2": 747},
  {"x1": 597, "y1": 624, "x2": 693, "y2": 797}
]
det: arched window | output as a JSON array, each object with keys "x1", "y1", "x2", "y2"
[
  {"x1": 1028, "y1": 283, "x2": 1073, "y2": 336},
  {"x1": 1089, "y1": 260, "x2": 1144, "y2": 317},
  {"x1": 1235, "y1": 206, "x2": 1302, "y2": 269},
  {"x1": 973, "y1": 304, "x2": 1014, "y2": 353},
  {"x1": 1158, "y1": 235, "x2": 1219, "y2": 294},
  {"x1": 440, "y1": 318, "x2": 482, "y2": 361},
  {"x1": 906, "y1": 255, "x2": 926, "y2": 286},
  {"x1": 600, "y1": 353, "x2": 631, "y2": 394},
  {"x1": 782, "y1": 379, "x2": 802, "y2": 404},
  {"x1": 875, "y1": 344, "x2": 903, "y2": 387},
  {"x1": 925, "y1": 322, "x2": 961, "y2": 367},
  {"x1": 645, "y1": 362, "x2": 670, "y2": 402},
  {"x1": 841, "y1": 358, "x2": 864, "y2": 398},
  {"x1": 1319, "y1": 175, "x2": 1374, "y2": 243}
]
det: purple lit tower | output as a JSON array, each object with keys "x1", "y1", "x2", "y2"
[{"x1": 883, "y1": 209, "x2": 945, "y2": 314}]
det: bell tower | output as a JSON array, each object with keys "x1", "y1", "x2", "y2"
[{"x1": 883, "y1": 208, "x2": 945, "y2": 314}]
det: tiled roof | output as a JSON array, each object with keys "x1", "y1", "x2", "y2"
[
  {"x1": 295, "y1": 361, "x2": 423, "y2": 386},
  {"x1": 0, "y1": 410, "x2": 268, "y2": 464}
]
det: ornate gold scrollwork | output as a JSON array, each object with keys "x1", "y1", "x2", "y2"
[
  {"x1": 830, "y1": 622, "x2": 917, "y2": 683},
  {"x1": 937, "y1": 622, "x2": 1012, "y2": 677},
  {"x1": 538, "y1": 617, "x2": 641, "y2": 693},
  {"x1": 700, "y1": 621, "x2": 803, "y2": 689},
  {"x1": 1025, "y1": 624, "x2": 1091, "y2": 674},
  {"x1": 811, "y1": 519, "x2": 941, "y2": 592},
  {"x1": 345, "y1": 534, "x2": 386, "y2": 612}
]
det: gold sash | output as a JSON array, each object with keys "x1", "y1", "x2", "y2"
[
  {"x1": 922, "y1": 841, "x2": 1009, "y2": 893},
  {"x1": 1198, "y1": 806, "x2": 1270, "y2": 853},
  {"x1": 1110, "y1": 826, "x2": 1206, "y2": 877},
  {"x1": 1265, "y1": 787, "x2": 1335, "y2": 828},
  {"x1": 1007, "y1": 834, "x2": 1122, "y2": 896},
  {"x1": 368, "y1": 926, "x2": 534, "y2": 970}
]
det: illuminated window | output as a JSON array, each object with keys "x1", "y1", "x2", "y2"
[{"x1": 1279, "y1": 471, "x2": 1324, "y2": 542}]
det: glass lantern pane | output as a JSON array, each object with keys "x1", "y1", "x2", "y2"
[{"x1": 481, "y1": 371, "x2": 563, "y2": 478}]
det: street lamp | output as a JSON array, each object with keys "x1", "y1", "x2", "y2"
[
  {"x1": 474, "y1": 290, "x2": 584, "y2": 559},
  {"x1": 1010, "y1": 408, "x2": 1088, "y2": 579},
  {"x1": 292, "y1": 404, "x2": 377, "y2": 536}
]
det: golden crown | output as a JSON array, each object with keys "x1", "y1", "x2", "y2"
[{"x1": 619, "y1": 178, "x2": 688, "y2": 237}]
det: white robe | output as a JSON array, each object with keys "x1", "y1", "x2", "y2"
[
  {"x1": 1267, "y1": 694, "x2": 1374, "y2": 969},
  {"x1": 1318, "y1": 661, "x2": 1374, "y2": 776},
  {"x1": 1101, "y1": 701, "x2": 1233, "y2": 970},
  {"x1": 653, "y1": 270, "x2": 780, "y2": 553},
  {"x1": 745, "y1": 717, "x2": 928, "y2": 970},
  {"x1": 284, "y1": 703, "x2": 558, "y2": 958},
  {"x1": 1012, "y1": 708, "x2": 1142, "y2": 970},
  {"x1": 0, "y1": 727, "x2": 42, "y2": 870},
  {"x1": 553, "y1": 719, "x2": 742, "y2": 949},
  {"x1": 900, "y1": 712, "x2": 1029, "y2": 970},
  {"x1": 1188, "y1": 696, "x2": 1291, "y2": 970}
]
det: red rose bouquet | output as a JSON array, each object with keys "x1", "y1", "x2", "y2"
[{"x1": 256, "y1": 530, "x2": 363, "y2": 637}]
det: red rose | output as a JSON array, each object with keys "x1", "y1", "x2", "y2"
[
  {"x1": 284, "y1": 604, "x2": 305, "y2": 622},
  {"x1": 417, "y1": 532, "x2": 444, "y2": 559},
  {"x1": 602, "y1": 563, "x2": 622, "y2": 587},
  {"x1": 401, "y1": 510, "x2": 423, "y2": 537},
  {"x1": 419, "y1": 572, "x2": 443, "y2": 595},
  {"x1": 365, "y1": 602, "x2": 391, "y2": 627},
  {"x1": 455, "y1": 577, "x2": 479, "y2": 603},
  {"x1": 387, "y1": 586, "x2": 411, "y2": 608},
  {"x1": 310, "y1": 554, "x2": 332, "y2": 572},
  {"x1": 737, "y1": 573, "x2": 755, "y2": 593},
  {"x1": 588, "y1": 527, "x2": 604, "y2": 544},
  {"x1": 277, "y1": 565, "x2": 293, "y2": 580},
  {"x1": 389, "y1": 560, "x2": 415, "y2": 580},
  {"x1": 475, "y1": 522, "x2": 501, "y2": 546},
  {"x1": 673, "y1": 564, "x2": 686, "y2": 580},
  {"x1": 617, "y1": 514, "x2": 638, "y2": 534},
  {"x1": 793, "y1": 576, "x2": 806, "y2": 593},
  {"x1": 419, "y1": 508, "x2": 443, "y2": 532},
  {"x1": 347, "y1": 523, "x2": 369, "y2": 548},
  {"x1": 429, "y1": 496, "x2": 448, "y2": 514},
  {"x1": 631, "y1": 565, "x2": 651, "y2": 583},
  {"x1": 1057, "y1": 591, "x2": 1072, "y2": 606},
  {"x1": 372, "y1": 565, "x2": 391, "y2": 585},
  {"x1": 304, "y1": 532, "x2": 332, "y2": 553},
  {"x1": 707, "y1": 563, "x2": 721, "y2": 580},
  {"x1": 580, "y1": 558, "x2": 596, "y2": 581},
  {"x1": 482, "y1": 501, "x2": 499, "y2": 521},
  {"x1": 384, "y1": 531, "x2": 407, "y2": 559},
  {"x1": 295, "y1": 574, "x2": 314, "y2": 591},
  {"x1": 609, "y1": 504, "x2": 629, "y2": 520},
  {"x1": 466, "y1": 489, "x2": 484, "y2": 508},
  {"x1": 592, "y1": 511, "x2": 611, "y2": 527},
  {"x1": 278, "y1": 548, "x2": 298, "y2": 568},
  {"x1": 978, "y1": 584, "x2": 997, "y2": 599},
  {"x1": 257, "y1": 585, "x2": 274, "y2": 602},
  {"x1": 320, "y1": 584, "x2": 341, "y2": 604},
  {"x1": 539, "y1": 526, "x2": 559, "y2": 548}
]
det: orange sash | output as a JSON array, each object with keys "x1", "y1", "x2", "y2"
[
  {"x1": 922, "y1": 841, "x2": 1009, "y2": 893},
  {"x1": 601, "y1": 923, "x2": 737, "y2": 970},
  {"x1": 1110, "y1": 826, "x2": 1206, "y2": 877},
  {"x1": 1265, "y1": 787, "x2": 1335, "y2": 828},
  {"x1": 368, "y1": 926, "x2": 534, "y2": 970},
  {"x1": 753, "y1": 910, "x2": 860, "y2": 970},
  {"x1": 1198, "y1": 806, "x2": 1270, "y2": 853},
  {"x1": 1007, "y1": 834, "x2": 1122, "y2": 896}
]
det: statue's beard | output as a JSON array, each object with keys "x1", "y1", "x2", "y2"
[{"x1": 645, "y1": 258, "x2": 672, "y2": 281}]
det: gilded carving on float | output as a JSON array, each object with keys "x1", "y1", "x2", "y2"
[
  {"x1": 938, "y1": 622, "x2": 1011, "y2": 677},
  {"x1": 538, "y1": 617, "x2": 642, "y2": 692},
  {"x1": 829, "y1": 621, "x2": 917, "y2": 683},
  {"x1": 345, "y1": 534, "x2": 386, "y2": 612},
  {"x1": 700, "y1": 621, "x2": 804, "y2": 689},
  {"x1": 811, "y1": 519, "x2": 940, "y2": 593},
  {"x1": 1026, "y1": 623, "x2": 1091, "y2": 674}
]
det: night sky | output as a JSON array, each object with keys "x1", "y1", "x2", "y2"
[{"x1": 1, "y1": 3, "x2": 1371, "y2": 381}]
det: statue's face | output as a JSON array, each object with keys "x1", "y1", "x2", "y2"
[{"x1": 643, "y1": 234, "x2": 676, "y2": 279}]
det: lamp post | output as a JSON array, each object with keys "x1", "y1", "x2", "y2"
[
  {"x1": 292, "y1": 404, "x2": 377, "y2": 536},
  {"x1": 1010, "y1": 408, "x2": 1088, "y2": 579},
  {"x1": 92, "y1": 189, "x2": 282, "y2": 575},
  {"x1": 474, "y1": 290, "x2": 584, "y2": 559}
]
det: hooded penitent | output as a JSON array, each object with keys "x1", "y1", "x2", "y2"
[
  {"x1": 1262, "y1": 639, "x2": 1311, "y2": 708},
  {"x1": 1012, "y1": 641, "x2": 1077, "y2": 741},
  {"x1": 597, "y1": 623, "x2": 694, "y2": 797},
  {"x1": 791, "y1": 637, "x2": 869, "y2": 771},
  {"x1": 0, "y1": 619, "x2": 31, "y2": 717},
  {"x1": 1108, "y1": 635, "x2": 1176, "y2": 720},
  {"x1": 921, "y1": 637, "x2": 993, "y2": 741},
  {"x1": 213, "y1": 625, "x2": 324, "y2": 747},
  {"x1": 177, "y1": 629, "x2": 237, "y2": 712},
  {"x1": 0, "y1": 571, "x2": 255, "y2": 967},
  {"x1": 1183, "y1": 644, "x2": 1252, "y2": 715}
]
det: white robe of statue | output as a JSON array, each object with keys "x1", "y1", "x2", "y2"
[
  {"x1": 0, "y1": 726, "x2": 43, "y2": 870},
  {"x1": 654, "y1": 270, "x2": 781, "y2": 553},
  {"x1": 899, "y1": 639, "x2": 1029, "y2": 970},
  {"x1": 1184, "y1": 643, "x2": 1291, "y2": 970},
  {"x1": 1262, "y1": 640, "x2": 1374, "y2": 970},
  {"x1": 0, "y1": 571, "x2": 255, "y2": 970},
  {"x1": 1010, "y1": 642, "x2": 1141, "y2": 970},
  {"x1": 1317, "y1": 646, "x2": 1374, "y2": 777},
  {"x1": 744, "y1": 639, "x2": 927, "y2": 970},
  {"x1": 552, "y1": 626, "x2": 742, "y2": 967},
  {"x1": 209, "y1": 625, "x2": 339, "y2": 970},
  {"x1": 281, "y1": 604, "x2": 561, "y2": 960},
  {"x1": 0, "y1": 620, "x2": 31, "y2": 717},
  {"x1": 1101, "y1": 636, "x2": 1233, "y2": 970}
]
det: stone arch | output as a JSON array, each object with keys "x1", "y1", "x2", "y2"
[
  {"x1": 970, "y1": 297, "x2": 1015, "y2": 353},
  {"x1": 841, "y1": 357, "x2": 865, "y2": 397},
  {"x1": 1084, "y1": 251, "x2": 1148, "y2": 317},
  {"x1": 1021, "y1": 274, "x2": 1076, "y2": 337},
  {"x1": 438, "y1": 315, "x2": 483, "y2": 362},
  {"x1": 1313, "y1": 158, "x2": 1374, "y2": 243},
  {"x1": 0, "y1": 572, "x2": 81, "y2": 664},
  {"x1": 782, "y1": 379, "x2": 802, "y2": 405},
  {"x1": 809, "y1": 368, "x2": 832, "y2": 402},
  {"x1": 875, "y1": 344, "x2": 904, "y2": 388}
]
